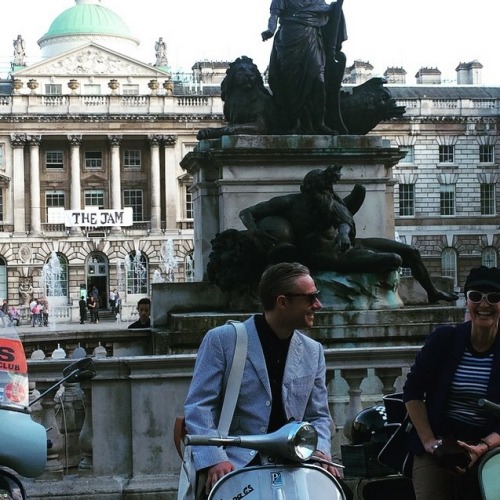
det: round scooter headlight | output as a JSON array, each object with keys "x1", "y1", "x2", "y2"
[{"x1": 289, "y1": 422, "x2": 318, "y2": 461}]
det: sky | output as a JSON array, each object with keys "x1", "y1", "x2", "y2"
[{"x1": 1, "y1": 0, "x2": 500, "y2": 85}]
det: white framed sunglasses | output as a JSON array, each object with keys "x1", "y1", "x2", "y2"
[{"x1": 466, "y1": 290, "x2": 500, "y2": 305}]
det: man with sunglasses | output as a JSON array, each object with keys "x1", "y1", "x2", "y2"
[
  {"x1": 184, "y1": 262, "x2": 343, "y2": 498},
  {"x1": 403, "y1": 265, "x2": 500, "y2": 500}
]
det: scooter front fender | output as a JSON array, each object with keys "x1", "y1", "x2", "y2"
[
  {"x1": 208, "y1": 463, "x2": 346, "y2": 500},
  {"x1": 0, "y1": 409, "x2": 46, "y2": 478}
]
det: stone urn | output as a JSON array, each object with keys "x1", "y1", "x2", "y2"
[
  {"x1": 27, "y1": 79, "x2": 39, "y2": 94},
  {"x1": 108, "y1": 79, "x2": 119, "y2": 94},
  {"x1": 68, "y1": 79, "x2": 80, "y2": 94},
  {"x1": 12, "y1": 78, "x2": 23, "y2": 93},
  {"x1": 163, "y1": 79, "x2": 174, "y2": 96},
  {"x1": 148, "y1": 79, "x2": 160, "y2": 95}
]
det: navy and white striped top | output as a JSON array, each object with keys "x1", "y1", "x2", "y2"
[{"x1": 445, "y1": 347, "x2": 493, "y2": 433}]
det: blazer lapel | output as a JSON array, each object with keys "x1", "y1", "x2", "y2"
[
  {"x1": 245, "y1": 317, "x2": 272, "y2": 398},
  {"x1": 282, "y1": 332, "x2": 305, "y2": 404}
]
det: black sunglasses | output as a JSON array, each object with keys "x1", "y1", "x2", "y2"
[
  {"x1": 284, "y1": 291, "x2": 320, "y2": 305},
  {"x1": 467, "y1": 290, "x2": 500, "y2": 305}
]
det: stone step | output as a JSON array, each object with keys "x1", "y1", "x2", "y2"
[
  {"x1": 154, "y1": 305, "x2": 465, "y2": 353},
  {"x1": 95, "y1": 309, "x2": 119, "y2": 322}
]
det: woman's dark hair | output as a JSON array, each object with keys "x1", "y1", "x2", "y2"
[{"x1": 258, "y1": 262, "x2": 310, "y2": 311}]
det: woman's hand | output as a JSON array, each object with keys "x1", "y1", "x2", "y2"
[
  {"x1": 423, "y1": 438, "x2": 442, "y2": 454},
  {"x1": 457, "y1": 440, "x2": 488, "y2": 469}
]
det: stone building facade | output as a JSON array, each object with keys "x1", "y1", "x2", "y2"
[
  {"x1": 367, "y1": 69, "x2": 500, "y2": 292},
  {"x1": 0, "y1": 0, "x2": 222, "y2": 319}
]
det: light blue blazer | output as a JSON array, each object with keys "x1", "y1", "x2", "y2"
[{"x1": 184, "y1": 315, "x2": 333, "y2": 471}]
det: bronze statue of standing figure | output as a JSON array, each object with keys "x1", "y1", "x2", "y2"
[{"x1": 262, "y1": 0, "x2": 348, "y2": 134}]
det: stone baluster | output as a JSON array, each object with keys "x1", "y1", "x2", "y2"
[
  {"x1": 394, "y1": 366, "x2": 411, "y2": 393},
  {"x1": 329, "y1": 369, "x2": 349, "y2": 459},
  {"x1": 38, "y1": 394, "x2": 64, "y2": 479},
  {"x1": 55, "y1": 382, "x2": 85, "y2": 468},
  {"x1": 78, "y1": 384, "x2": 93, "y2": 473},
  {"x1": 359, "y1": 368, "x2": 384, "y2": 404},
  {"x1": 375, "y1": 367, "x2": 404, "y2": 395},
  {"x1": 342, "y1": 368, "x2": 367, "y2": 442}
]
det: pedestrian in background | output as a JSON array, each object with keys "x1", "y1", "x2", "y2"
[{"x1": 79, "y1": 296, "x2": 87, "y2": 324}]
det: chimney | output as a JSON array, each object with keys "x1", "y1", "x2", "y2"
[
  {"x1": 415, "y1": 67, "x2": 441, "y2": 85},
  {"x1": 456, "y1": 60, "x2": 483, "y2": 85},
  {"x1": 384, "y1": 67, "x2": 407, "y2": 84},
  {"x1": 343, "y1": 60, "x2": 374, "y2": 85}
]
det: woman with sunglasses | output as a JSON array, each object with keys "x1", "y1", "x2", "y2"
[{"x1": 402, "y1": 265, "x2": 500, "y2": 500}]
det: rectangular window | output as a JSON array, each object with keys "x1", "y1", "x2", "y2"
[
  {"x1": 85, "y1": 151, "x2": 103, "y2": 169},
  {"x1": 440, "y1": 184, "x2": 455, "y2": 215},
  {"x1": 480, "y1": 183, "x2": 496, "y2": 215},
  {"x1": 0, "y1": 190, "x2": 3, "y2": 222},
  {"x1": 84, "y1": 190, "x2": 104, "y2": 209},
  {"x1": 398, "y1": 184, "x2": 415, "y2": 216},
  {"x1": 46, "y1": 191, "x2": 65, "y2": 220},
  {"x1": 45, "y1": 150, "x2": 64, "y2": 169},
  {"x1": 123, "y1": 189, "x2": 143, "y2": 222},
  {"x1": 83, "y1": 84, "x2": 101, "y2": 95},
  {"x1": 185, "y1": 186, "x2": 193, "y2": 219},
  {"x1": 123, "y1": 85, "x2": 140, "y2": 95},
  {"x1": 399, "y1": 145, "x2": 414, "y2": 164},
  {"x1": 479, "y1": 145, "x2": 494, "y2": 164},
  {"x1": 439, "y1": 145, "x2": 454, "y2": 164},
  {"x1": 45, "y1": 84, "x2": 62, "y2": 95},
  {"x1": 123, "y1": 150, "x2": 141, "y2": 168}
]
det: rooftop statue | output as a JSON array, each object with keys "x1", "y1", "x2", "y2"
[
  {"x1": 13, "y1": 35, "x2": 26, "y2": 67},
  {"x1": 154, "y1": 37, "x2": 168, "y2": 67},
  {"x1": 207, "y1": 165, "x2": 458, "y2": 305}
]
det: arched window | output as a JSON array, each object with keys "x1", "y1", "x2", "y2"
[
  {"x1": 441, "y1": 248, "x2": 457, "y2": 286},
  {"x1": 0, "y1": 257, "x2": 7, "y2": 300},
  {"x1": 43, "y1": 252, "x2": 68, "y2": 301},
  {"x1": 482, "y1": 247, "x2": 498, "y2": 268},
  {"x1": 185, "y1": 253, "x2": 195, "y2": 282},
  {"x1": 126, "y1": 251, "x2": 148, "y2": 294}
]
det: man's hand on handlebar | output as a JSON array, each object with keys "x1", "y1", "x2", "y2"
[
  {"x1": 205, "y1": 461, "x2": 235, "y2": 494},
  {"x1": 313, "y1": 450, "x2": 343, "y2": 478}
]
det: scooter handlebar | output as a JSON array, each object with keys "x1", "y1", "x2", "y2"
[
  {"x1": 185, "y1": 435, "x2": 241, "y2": 446},
  {"x1": 478, "y1": 398, "x2": 500, "y2": 416}
]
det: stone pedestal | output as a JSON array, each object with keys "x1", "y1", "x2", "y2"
[{"x1": 181, "y1": 135, "x2": 404, "y2": 281}]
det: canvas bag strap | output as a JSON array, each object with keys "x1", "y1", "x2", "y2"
[{"x1": 218, "y1": 320, "x2": 248, "y2": 437}]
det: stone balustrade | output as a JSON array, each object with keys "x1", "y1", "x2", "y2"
[
  {"x1": 1, "y1": 91, "x2": 497, "y2": 119},
  {"x1": 23, "y1": 346, "x2": 420, "y2": 499},
  {"x1": 3, "y1": 93, "x2": 223, "y2": 117}
]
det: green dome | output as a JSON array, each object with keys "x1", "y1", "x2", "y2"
[{"x1": 39, "y1": 0, "x2": 137, "y2": 43}]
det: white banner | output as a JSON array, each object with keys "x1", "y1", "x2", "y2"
[{"x1": 64, "y1": 208, "x2": 133, "y2": 227}]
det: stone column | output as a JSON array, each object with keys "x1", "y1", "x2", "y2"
[
  {"x1": 68, "y1": 134, "x2": 82, "y2": 211},
  {"x1": 108, "y1": 135, "x2": 122, "y2": 233},
  {"x1": 108, "y1": 135, "x2": 122, "y2": 211},
  {"x1": 28, "y1": 135, "x2": 42, "y2": 235},
  {"x1": 162, "y1": 135, "x2": 177, "y2": 231},
  {"x1": 148, "y1": 135, "x2": 162, "y2": 234},
  {"x1": 10, "y1": 134, "x2": 26, "y2": 235}
]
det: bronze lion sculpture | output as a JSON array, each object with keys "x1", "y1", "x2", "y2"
[{"x1": 197, "y1": 56, "x2": 277, "y2": 140}]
